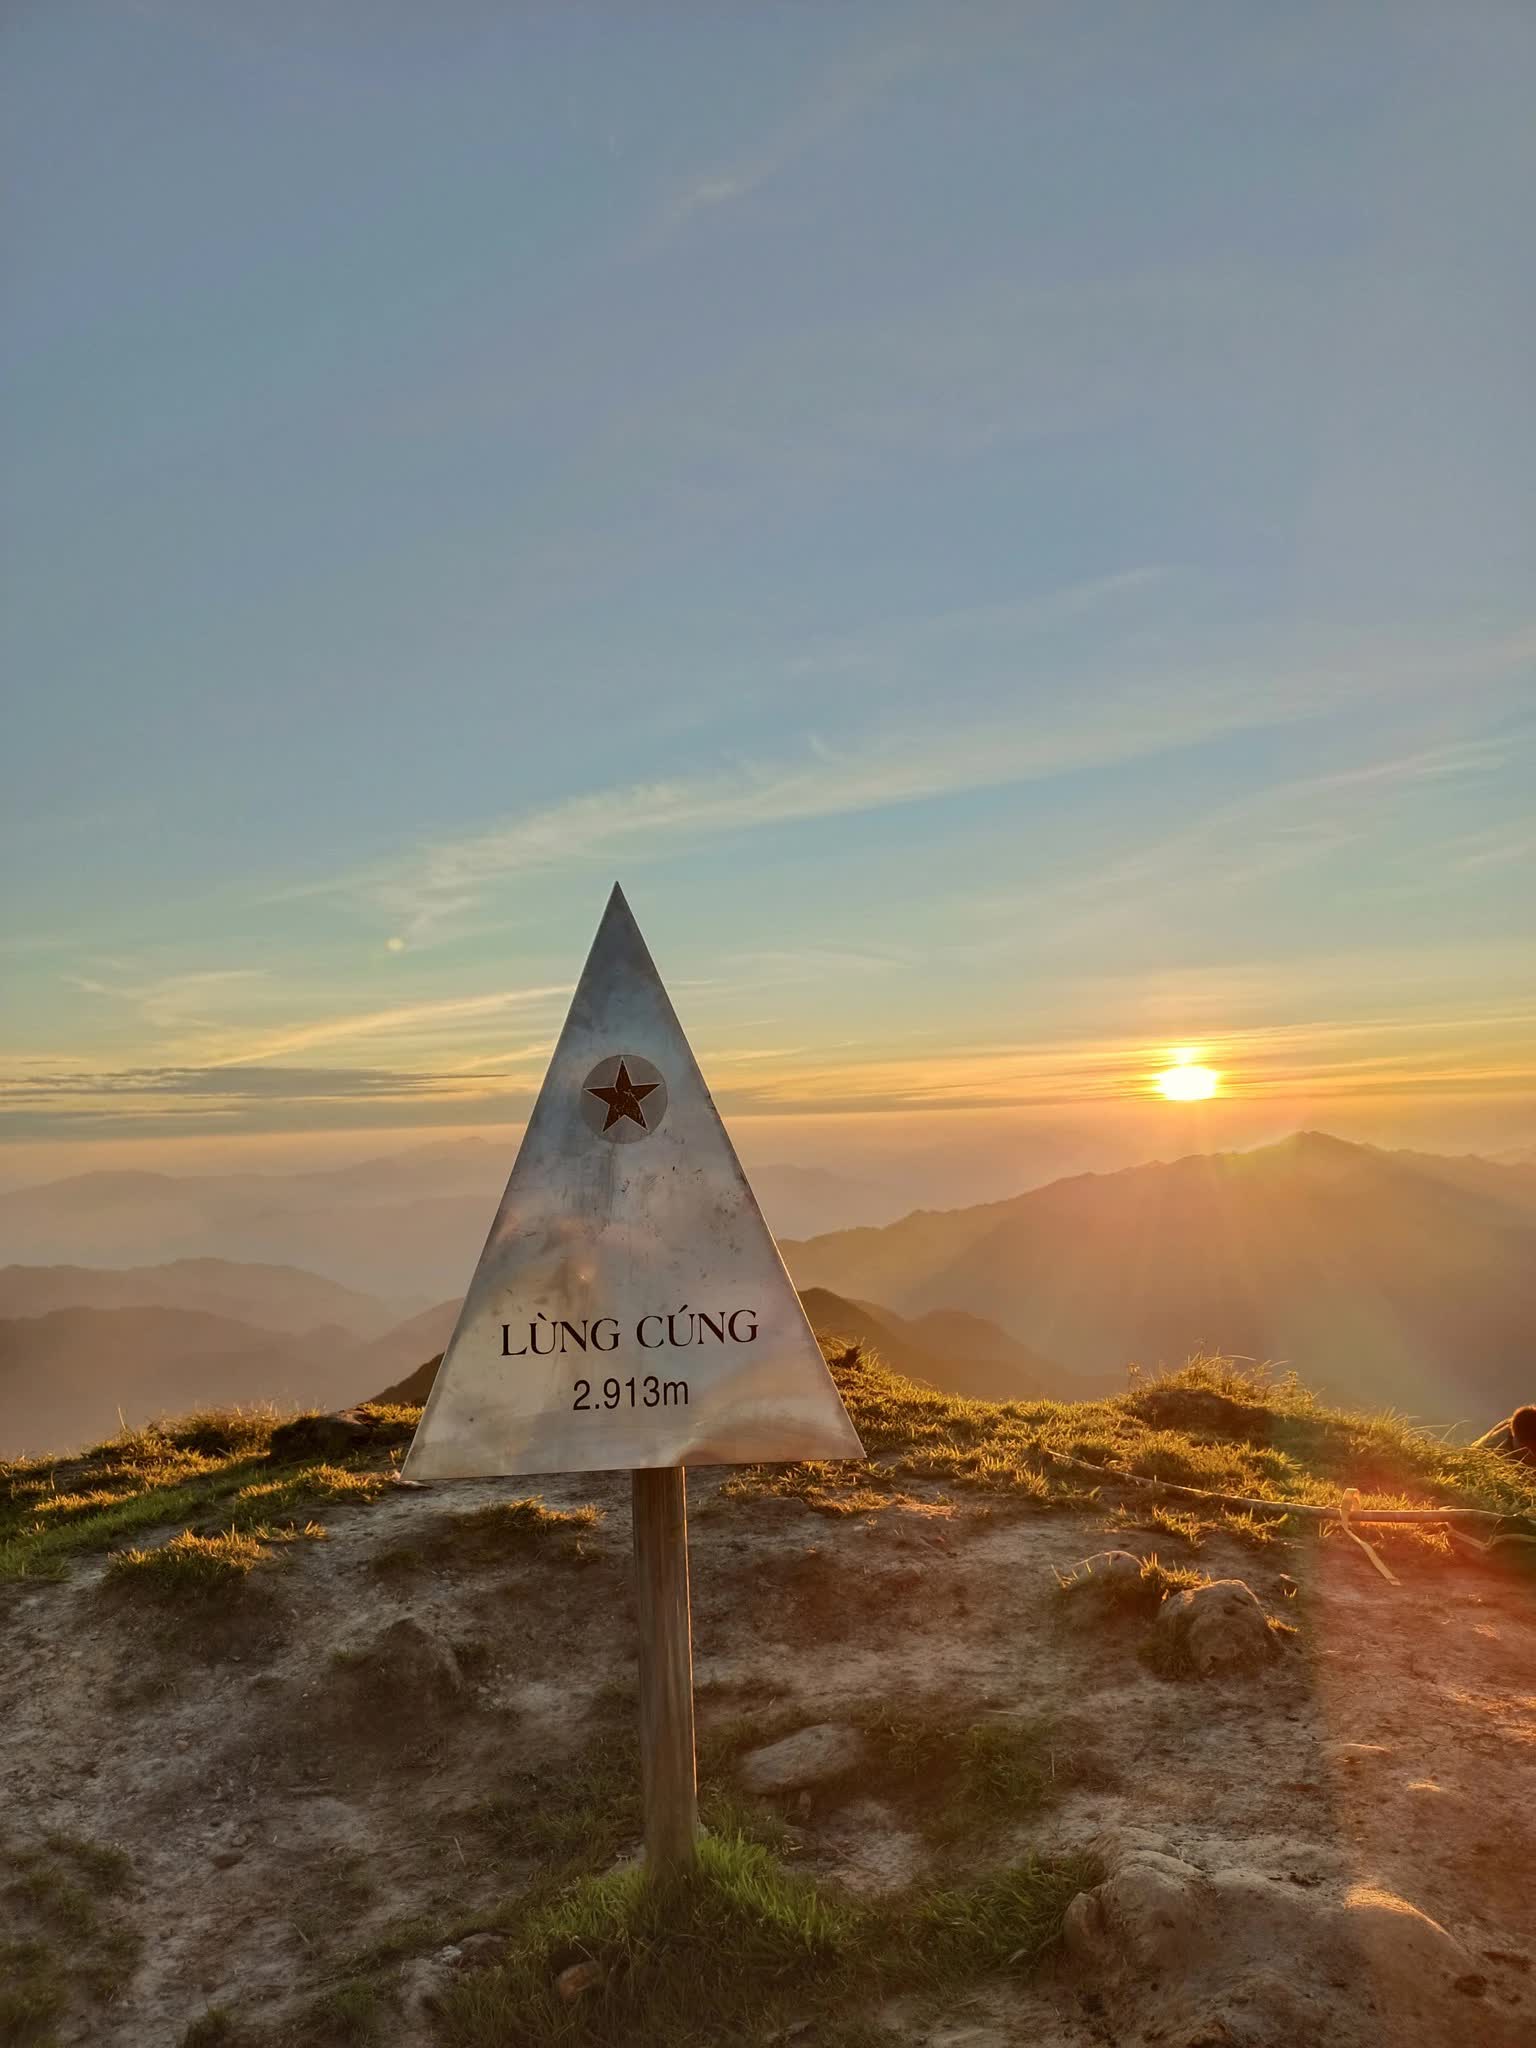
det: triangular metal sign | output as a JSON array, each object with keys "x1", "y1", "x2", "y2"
[{"x1": 402, "y1": 886, "x2": 865, "y2": 1479}]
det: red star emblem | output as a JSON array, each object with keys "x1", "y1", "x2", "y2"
[{"x1": 585, "y1": 1058, "x2": 659, "y2": 1133}]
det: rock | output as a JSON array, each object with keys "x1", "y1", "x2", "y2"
[
  {"x1": 1063, "y1": 1843, "x2": 1208, "y2": 1971},
  {"x1": 455, "y1": 1931, "x2": 510, "y2": 1972},
  {"x1": 738, "y1": 1723, "x2": 866, "y2": 1795},
  {"x1": 1065, "y1": 1830, "x2": 1498, "y2": 2048},
  {"x1": 210, "y1": 1849, "x2": 243, "y2": 1870},
  {"x1": 268, "y1": 1410, "x2": 375, "y2": 1463},
  {"x1": 1060, "y1": 1549, "x2": 1145, "y2": 1590},
  {"x1": 556, "y1": 1959, "x2": 605, "y2": 2002},
  {"x1": 1153, "y1": 1578, "x2": 1274, "y2": 1674},
  {"x1": 399, "y1": 1953, "x2": 457, "y2": 2019}
]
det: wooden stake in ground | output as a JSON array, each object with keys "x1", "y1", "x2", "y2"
[{"x1": 632, "y1": 1465, "x2": 698, "y2": 1872}]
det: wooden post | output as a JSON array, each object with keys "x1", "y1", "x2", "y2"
[{"x1": 631, "y1": 1464, "x2": 699, "y2": 1874}]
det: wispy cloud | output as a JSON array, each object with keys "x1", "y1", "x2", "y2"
[
  {"x1": 66, "y1": 968, "x2": 270, "y2": 1030},
  {"x1": 291, "y1": 627, "x2": 1534, "y2": 945},
  {"x1": 1050, "y1": 735, "x2": 1514, "y2": 909},
  {"x1": 206, "y1": 986, "x2": 572, "y2": 1068},
  {"x1": 644, "y1": 39, "x2": 924, "y2": 247},
  {"x1": 0, "y1": 1065, "x2": 484, "y2": 1103}
]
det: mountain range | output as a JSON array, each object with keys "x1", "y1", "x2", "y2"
[
  {"x1": 785, "y1": 1131, "x2": 1536, "y2": 1424},
  {"x1": 0, "y1": 1139, "x2": 910, "y2": 1298},
  {"x1": 4, "y1": 1131, "x2": 1533, "y2": 1455},
  {"x1": 0, "y1": 1261, "x2": 1038, "y2": 1459}
]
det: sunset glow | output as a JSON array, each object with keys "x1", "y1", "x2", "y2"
[{"x1": 1157, "y1": 1060, "x2": 1220, "y2": 1102}]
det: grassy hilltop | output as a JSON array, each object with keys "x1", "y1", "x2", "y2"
[{"x1": 1, "y1": 1348, "x2": 1533, "y2": 2047}]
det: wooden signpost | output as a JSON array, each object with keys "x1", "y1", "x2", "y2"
[{"x1": 401, "y1": 885, "x2": 864, "y2": 1872}]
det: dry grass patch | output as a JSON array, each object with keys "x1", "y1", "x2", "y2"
[
  {"x1": 105, "y1": 1524, "x2": 324, "y2": 1602},
  {"x1": 1, "y1": 1409, "x2": 403, "y2": 1582},
  {"x1": 1054, "y1": 1552, "x2": 1208, "y2": 1619}
]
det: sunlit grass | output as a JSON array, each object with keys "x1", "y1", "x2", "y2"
[
  {"x1": 734, "y1": 1345, "x2": 1536, "y2": 1531},
  {"x1": 104, "y1": 1524, "x2": 327, "y2": 1600},
  {"x1": 435, "y1": 1830, "x2": 1097, "y2": 2048},
  {"x1": 0, "y1": 1408, "x2": 402, "y2": 1583}
]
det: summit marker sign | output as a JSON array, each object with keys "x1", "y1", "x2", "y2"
[
  {"x1": 401, "y1": 884, "x2": 863, "y2": 1874},
  {"x1": 402, "y1": 883, "x2": 863, "y2": 1481}
]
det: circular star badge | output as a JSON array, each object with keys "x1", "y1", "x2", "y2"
[{"x1": 580, "y1": 1053, "x2": 668, "y2": 1143}]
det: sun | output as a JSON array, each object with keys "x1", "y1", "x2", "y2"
[{"x1": 1155, "y1": 1050, "x2": 1219, "y2": 1101}]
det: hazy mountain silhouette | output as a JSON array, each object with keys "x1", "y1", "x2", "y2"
[
  {"x1": 797, "y1": 1289, "x2": 1067, "y2": 1402},
  {"x1": 0, "y1": 1141, "x2": 910, "y2": 1296},
  {"x1": 9, "y1": 1132, "x2": 1535, "y2": 1452},
  {"x1": 0, "y1": 1259, "x2": 399, "y2": 1337},
  {"x1": 784, "y1": 1133, "x2": 1536, "y2": 1423},
  {"x1": 0, "y1": 1306, "x2": 370, "y2": 1460}
]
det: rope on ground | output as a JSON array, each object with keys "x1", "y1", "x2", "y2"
[{"x1": 1336, "y1": 1487, "x2": 1400, "y2": 1585}]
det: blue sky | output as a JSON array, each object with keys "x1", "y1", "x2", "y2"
[{"x1": 3, "y1": 2, "x2": 1533, "y2": 1180}]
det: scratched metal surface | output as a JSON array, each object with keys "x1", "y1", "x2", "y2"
[{"x1": 401, "y1": 885, "x2": 866, "y2": 1481}]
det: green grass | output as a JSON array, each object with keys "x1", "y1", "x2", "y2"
[
  {"x1": 476, "y1": 1718, "x2": 788, "y2": 1879},
  {"x1": 435, "y1": 1831, "x2": 1096, "y2": 2048},
  {"x1": 16, "y1": 1347, "x2": 1521, "y2": 1586},
  {"x1": 1, "y1": 1837, "x2": 141, "y2": 2042},
  {"x1": 883, "y1": 1854, "x2": 1101, "y2": 1976},
  {"x1": 0, "y1": 1936, "x2": 67, "y2": 2045},
  {"x1": 841, "y1": 1702, "x2": 1082, "y2": 1846},
  {"x1": 282, "y1": 1979, "x2": 390, "y2": 2045},
  {"x1": 723, "y1": 1346, "x2": 1536, "y2": 1535},
  {"x1": 1, "y1": 1408, "x2": 405, "y2": 1583},
  {"x1": 40, "y1": 1836, "x2": 131, "y2": 1896}
]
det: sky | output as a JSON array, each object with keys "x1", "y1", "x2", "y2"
[{"x1": 3, "y1": 1, "x2": 1534, "y2": 1193}]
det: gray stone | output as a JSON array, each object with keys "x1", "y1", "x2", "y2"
[
  {"x1": 1063, "y1": 1842, "x2": 1208, "y2": 1970},
  {"x1": 738, "y1": 1723, "x2": 866, "y2": 1795},
  {"x1": 1154, "y1": 1578, "x2": 1274, "y2": 1675},
  {"x1": 1060, "y1": 1549, "x2": 1144, "y2": 1590},
  {"x1": 455, "y1": 1931, "x2": 510, "y2": 1971}
]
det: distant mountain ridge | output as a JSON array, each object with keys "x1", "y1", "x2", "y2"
[
  {"x1": 0, "y1": 1140, "x2": 913, "y2": 1296},
  {"x1": 0, "y1": 1306, "x2": 368, "y2": 1462},
  {"x1": 7, "y1": 1131, "x2": 1535, "y2": 1453},
  {"x1": 784, "y1": 1132, "x2": 1536, "y2": 1423},
  {"x1": 0, "y1": 1258, "x2": 405, "y2": 1336}
]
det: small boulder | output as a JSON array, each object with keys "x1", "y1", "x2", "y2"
[
  {"x1": 1153, "y1": 1578, "x2": 1274, "y2": 1675},
  {"x1": 556, "y1": 1960, "x2": 605, "y2": 2002},
  {"x1": 455, "y1": 1932, "x2": 510, "y2": 1971},
  {"x1": 399, "y1": 1952, "x2": 457, "y2": 2020},
  {"x1": 1059, "y1": 1550, "x2": 1144, "y2": 1591},
  {"x1": 1064, "y1": 1840, "x2": 1209, "y2": 1972},
  {"x1": 739, "y1": 1723, "x2": 866, "y2": 1795}
]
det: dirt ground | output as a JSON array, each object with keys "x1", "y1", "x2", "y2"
[{"x1": 1, "y1": 1470, "x2": 1532, "y2": 2047}]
